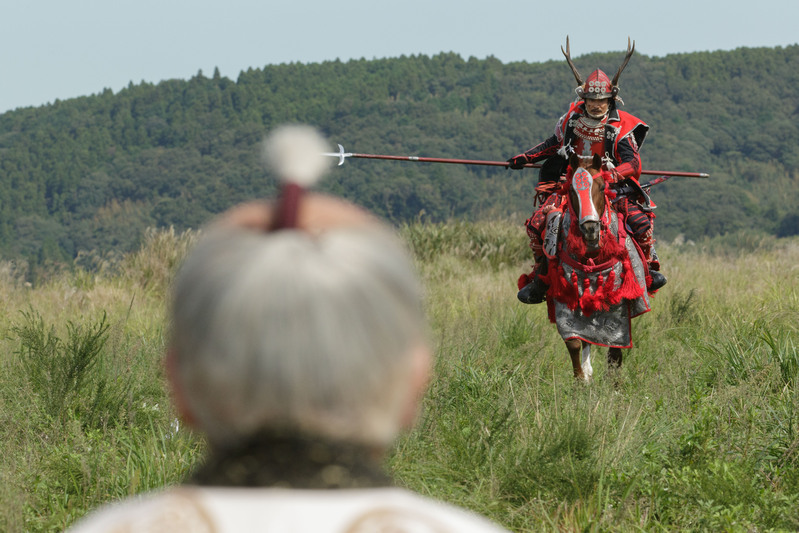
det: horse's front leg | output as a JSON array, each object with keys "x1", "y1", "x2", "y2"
[{"x1": 566, "y1": 339, "x2": 591, "y2": 382}]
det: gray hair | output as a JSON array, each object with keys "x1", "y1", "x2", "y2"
[{"x1": 169, "y1": 223, "x2": 426, "y2": 449}]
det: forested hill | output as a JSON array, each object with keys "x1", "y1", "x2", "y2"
[{"x1": 1, "y1": 45, "x2": 798, "y2": 264}]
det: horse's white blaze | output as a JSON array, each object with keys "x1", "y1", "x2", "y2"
[{"x1": 581, "y1": 343, "x2": 593, "y2": 380}]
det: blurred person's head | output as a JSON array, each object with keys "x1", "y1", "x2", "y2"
[{"x1": 166, "y1": 125, "x2": 430, "y2": 451}]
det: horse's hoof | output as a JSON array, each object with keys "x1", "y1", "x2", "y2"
[
  {"x1": 517, "y1": 280, "x2": 548, "y2": 304},
  {"x1": 648, "y1": 270, "x2": 667, "y2": 291}
]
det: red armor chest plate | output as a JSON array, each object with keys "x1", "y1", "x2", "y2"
[
  {"x1": 573, "y1": 136, "x2": 604, "y2": 160},
  {"x1": 571, "y1": 116, "x2": 607, "y2": 160}
]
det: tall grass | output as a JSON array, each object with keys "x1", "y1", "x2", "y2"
[
  {"x1": 1, "y1": 224, "x2": 797, "y2": 531},
  {"x1": 395, "y1": 226, "x2": 799, "y2": 531},
  {"x1": 0, "y1": 228, "x2": 201, "y2": 532}
]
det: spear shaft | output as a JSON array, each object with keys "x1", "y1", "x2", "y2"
[
  {"x1": 322, "y1": 144, "x2": 710, "y2": 178},
  {"x1": 338, "y1": 151, "x2": 536, "y2": 168}
]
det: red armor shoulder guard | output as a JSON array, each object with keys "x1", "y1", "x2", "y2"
[
  {"x1": 611, "y1": 110, "x2": 649, "y2": 150},
  {"x1": 555, "y1": 102, "x2": 583, "y2": 141}
]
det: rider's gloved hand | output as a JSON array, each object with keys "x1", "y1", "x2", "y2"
[
  {"x1": 609, "y1": 169, "x2": 624, "y2": 183},
  {"x1": 507, "y1": 154, "x2": 530, "y2": 169}
]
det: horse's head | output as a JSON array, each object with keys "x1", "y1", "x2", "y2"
[{"x1": 568, "y1": 154, "x2": 606, "y2": 252}]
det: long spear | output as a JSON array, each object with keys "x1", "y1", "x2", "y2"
[{"x1": 321, "y1": 144, "x2": 710, "y2": 178}]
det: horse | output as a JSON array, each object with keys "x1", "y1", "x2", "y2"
[{"x1": 541, "y1": 153, "x2": 651, "y2": 382}]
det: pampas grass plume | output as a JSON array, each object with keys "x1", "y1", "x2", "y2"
[{"x1": 262, "y1": 124, "x2": 331, "y2": 188}]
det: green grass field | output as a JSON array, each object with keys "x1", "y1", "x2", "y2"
[{"x1": 1, "y1": 223, "x2": 797, "y2": 532}]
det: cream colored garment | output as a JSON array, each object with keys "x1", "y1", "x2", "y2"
[{"x1": 68, "y1": 486, "x2": 510, "y2": 533}]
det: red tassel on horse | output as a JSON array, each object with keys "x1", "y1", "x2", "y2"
[
  {"x1": 545, "y1": 263, "x2": 579, "y2": 313},
  {"x1": 618, "y1": 257, "x2": 645, "y2": 300}
]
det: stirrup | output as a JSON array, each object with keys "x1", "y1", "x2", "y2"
[
  {"x1": 518, "y1": 277, "x2": 548, "y2": 304},
  {"x1": 648, "y1": 270, "x2": 667, "y2": 291}
]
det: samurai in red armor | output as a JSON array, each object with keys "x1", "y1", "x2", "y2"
[{"x1": 507, "y1": 37, "x2": 666, "y2": 304}]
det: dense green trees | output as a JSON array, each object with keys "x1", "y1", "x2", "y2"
[{"x1": 1, "y1": 45, "x2": 797, "y2": 263}]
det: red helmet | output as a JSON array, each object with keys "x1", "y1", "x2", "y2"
[
  {"x1": 561, "y1": 37, "x2": 635, "y2": 102},
  {"x1": 578, "y1": 69, "x2": 613, "y2": 100}
]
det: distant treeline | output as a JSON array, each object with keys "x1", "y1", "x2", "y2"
[{"x1": 1, "y1": 45, "x2": 798, "y2": 264}]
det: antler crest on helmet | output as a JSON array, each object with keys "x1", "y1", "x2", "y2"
[
  {"x1": 611, "y1": 37, "x2": 636, "y2": 87},
  {"x1": 561, "y1": 36, "x2": 583, "y2": 86},
  {"x1": 563, "y1": 36, "x2": 636, "y2": 102}
]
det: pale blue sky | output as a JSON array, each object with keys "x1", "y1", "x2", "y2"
[{"x1": 2, "y1": 0, "x2": 797, "y2": 113}]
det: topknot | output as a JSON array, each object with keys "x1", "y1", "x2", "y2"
[{"x1": 262, "y1": 124, "x2": 331, "y2": 187}]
